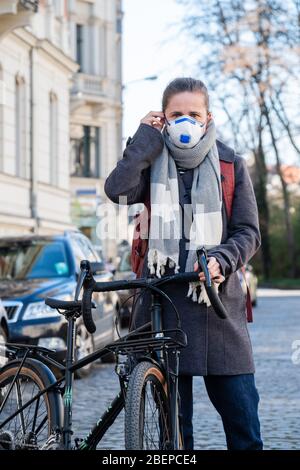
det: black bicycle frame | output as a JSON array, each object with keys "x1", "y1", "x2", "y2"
[
  {"x1": 150, "y1": 292, "x2": 181, "y2": 450},
  {"x1": 0, "y1": 296, "x2": 184, "y2": 450}
]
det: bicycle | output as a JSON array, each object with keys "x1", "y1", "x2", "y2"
[{"x1": 0, "y1": 247, "x2": 228, "y2": 450}]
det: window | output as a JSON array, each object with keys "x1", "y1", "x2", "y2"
[
  {"x1": 15, "y1": 75, "x2": 26, "y2": 178},
  {"x1": 118, "y1": 251, "x2": 131, "y2": 272},
  {"x1": 70, "y1": 125, "x2": 101, "y2": 178},
  {"x1": 49, "y1": 91, "x2": 58, "y2": 185},
  {"x1": 69, "y1": 235, "x2": 100, "y2": 272},
  {"x1": 76, "y1": 24, "x2": 83, "y2": 72},
  {"x1": 99, "y1": 23, "x2": 107, "y2": 76},
  {"x1": 0, "y1": 240, "x2": 70, "y2": 280}
]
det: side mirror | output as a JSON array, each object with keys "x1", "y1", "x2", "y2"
[{"x1": 90, "y1": 261, "x2": 106, "y2": 274}]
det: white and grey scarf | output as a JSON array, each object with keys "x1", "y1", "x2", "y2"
[{"x1": 148, "y1": 119, "x2": 223, "y2": 305}]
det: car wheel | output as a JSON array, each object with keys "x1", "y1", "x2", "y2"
[{"x1": 75, "y1": 324, "x2": 95, "y2": 379}]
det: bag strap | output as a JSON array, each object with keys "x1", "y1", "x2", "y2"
[
  {"x1": 240, "y1": 262, "x2": 253, "y2": 323},
  {"x1": 220, "y1": 160, "x2": 253, "y2": 323},
  {"x1": 220, "y1": 160, "x2": 235, "y2": 220}
]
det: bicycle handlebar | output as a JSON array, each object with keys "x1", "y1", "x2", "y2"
[{"x1": 80, "y1": 247, "x2": 228, "y2": 334}]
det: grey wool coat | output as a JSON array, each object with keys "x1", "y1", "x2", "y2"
[{"x1": 104, "y1": 123, "x2": 261, "y2": 376}]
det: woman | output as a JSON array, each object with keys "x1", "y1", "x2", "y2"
[{"x1": 105, "y1": 77, "x2": 263, "y2": 450}]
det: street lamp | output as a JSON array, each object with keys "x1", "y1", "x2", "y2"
[{"x1": 122, "y1": 75, "x2": 158, "y2": 89}]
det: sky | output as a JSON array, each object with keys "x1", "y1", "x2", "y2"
[
  {"x1": 122, "y1": 0, "x2": 299, "y2": 165},
  {"x1": 122, "y1": 0, "x2": 188, "y2": 143}
]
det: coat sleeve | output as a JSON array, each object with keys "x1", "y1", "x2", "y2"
[
  {"x1": 207, "y1": 155, "x2": 261, "y2": 276},
  {"x1": 104, "y1": 123, "x2": 164, "y2": 205}
]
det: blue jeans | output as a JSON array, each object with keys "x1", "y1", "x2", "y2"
[{"x1": 178, "y1": 374, "x2": 263, "y2": 450}]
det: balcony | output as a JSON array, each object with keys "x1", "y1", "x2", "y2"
[
  {"x1": 71, "y1": 73, "x2": 122, "y2": 117},
  {"x1": 71, "y1": 73, "x2": 104, "y2": 97},
  {"x1": 0, "y1": 0, "x2": 39, "y2": 40}
]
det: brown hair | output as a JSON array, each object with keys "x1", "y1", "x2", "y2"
[{"x1": 162, "y1": 77, "x2": 210, "y2": 112}]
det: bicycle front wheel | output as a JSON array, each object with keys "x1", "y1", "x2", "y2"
[
  {"x1": 0, "y1": 359, "x2": 62, "y2": 450},
  {"x1": 125, "y1": 361, "x2": 173, "y2": 450}
]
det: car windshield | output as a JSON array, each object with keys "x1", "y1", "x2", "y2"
[{"x1": 0, "y1": 240, "x2": 70, "y2": 280}]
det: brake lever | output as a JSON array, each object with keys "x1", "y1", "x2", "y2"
[
  {"x1": 196, "y1": 247, "x2": 211, "y2": 287},
  {"x1": 75, "y1": 260, "x2": 91, "y2": 301}
]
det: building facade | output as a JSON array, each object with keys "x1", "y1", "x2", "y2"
[
  {"x1": 69, "y1": 0, "x2": 123, "y2": 256},
  {"x1": 0, "y1": 0, "x2": 122, "y2": 255}
]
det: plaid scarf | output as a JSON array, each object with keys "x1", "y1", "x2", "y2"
[{"x1": 148, "y1": 119, "x2": 223, "y2": 305}]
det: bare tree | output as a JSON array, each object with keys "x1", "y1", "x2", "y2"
[{"x1": 177, "y1": 0, "x2": 300, "y2": 277}]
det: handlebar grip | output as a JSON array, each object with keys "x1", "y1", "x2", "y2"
[
  {"x1": 196, "y1": 247, "x2": 228, "y2": 320},
  {"x1": 169, "y1": 272, "x2": 200, "y2": 284},
  {"x1": 82, "y1": 288, "x2": 96, "y2": 334},
  {"x1": 204, "y1": 284, "x2": 228, "y2": 319}
]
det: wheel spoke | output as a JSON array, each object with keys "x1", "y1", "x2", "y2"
[
  {"x1": 15, "y1": 379, "x2": 26, "y2": 436},
  {"x1": 0, "y1": 371, "x2": 51, "y2": 449}
]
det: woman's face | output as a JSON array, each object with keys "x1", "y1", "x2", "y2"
[{"x1": 164, "y1": 91, "x2": 209, "y2": 125}]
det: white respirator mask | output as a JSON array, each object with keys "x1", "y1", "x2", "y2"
[{"x1": 165, "y1": 115, "x2": 206, "y2": 149}]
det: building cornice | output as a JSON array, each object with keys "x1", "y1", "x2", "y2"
[{"x1": 13, "y1": 28, "x2": 79, "y2": 74}]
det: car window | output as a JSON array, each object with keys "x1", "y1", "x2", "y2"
[
  {"x1": 70, "y1": 239, "x2": 86, "y2": 270},
  {"x1": 77, "y1": 236, "x2": 99, "y2": 262},
  {"x1": 70, "y1": 235, "x2": 100, "y2": 271},
  {"x1": 119, "y1": 251, "x2": 131, "y2": 272},
  {"x1": 0, "y1": 240, "x2": 70, "y2": 280}
]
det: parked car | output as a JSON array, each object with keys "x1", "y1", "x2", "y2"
[
  {"x1": 0, "y1": 300, "x2": 8, "y2": 368},
  {"x1": 114, "y1": 249, "x2": 136, "y2": 328},
  {"x1": 238, "y1": 264, "x2": 258, "y2": 306},
  {"x1": 0, "y1": 300, "x2": 8, "y2": 343},
  {"x1": 0, "y1": 231, "x2": 119, "y2": 377}
]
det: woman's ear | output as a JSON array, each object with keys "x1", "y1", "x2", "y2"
[{"x1": 164, "y1": 112, "x2": 172, "y2": 126}]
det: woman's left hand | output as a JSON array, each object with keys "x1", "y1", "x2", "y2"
[{"x1": 194, "y1": 257, "x2": 225, "y2": 284}]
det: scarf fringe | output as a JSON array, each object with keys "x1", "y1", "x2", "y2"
[
  {"x1": 149, "y1": 248, "x2": 219, "y2": 308},
  {"x1": 148, "y1": 248, "x2": 179, "y2": 278},
  {"x1": 187, "y1": 281, "x2": 220, "y2": 307}
]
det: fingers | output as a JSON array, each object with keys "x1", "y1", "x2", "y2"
[
  {"x1": 141, "y1": 111, "x2": 165, "y2": 130},
  {"x1": 212, "y1": 274, "x2": 226, "y2": 284},
  {"x1": 194, "y1": 257, "x2": 225, "y2": 283},
  {"x1": 207, "y1": 257, "x2": 221, "y2": 278}
]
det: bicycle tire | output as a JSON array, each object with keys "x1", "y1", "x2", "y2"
[
  {"x1": 0, "y1": 359, "x2": 63, "y2": 450},
  {"x1": 125, "y1": 361, "x2": 182, "y2": 450}
]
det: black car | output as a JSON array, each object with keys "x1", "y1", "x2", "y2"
[{"x1": 0, "y1": 231, "x2": 119, "y2": 377}]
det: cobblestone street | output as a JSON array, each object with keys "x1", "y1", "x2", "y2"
[{"x1": 73, "y1": 289, "x2": 300, "y2": 450}]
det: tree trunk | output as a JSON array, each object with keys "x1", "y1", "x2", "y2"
[{"x1": 264, "y1": 105, "x2": 298, "y2": 278}]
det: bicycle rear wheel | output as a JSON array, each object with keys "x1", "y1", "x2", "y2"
[
  {"x1": 0, "y1": 359, "x2": 63, "y2": 450},
  {"x1": 125, "y1": 361, "x2": 175, "y2": 450}
]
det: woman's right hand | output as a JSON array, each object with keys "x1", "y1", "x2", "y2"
[{"x1": 141, "y1": 111, "x2": 165, "y2": 131}]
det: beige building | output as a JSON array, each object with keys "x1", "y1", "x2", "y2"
[
  {"x1": 0, "y1": 0, "x2": 123, "y2": 255},
  {"x1": 69, "y1": 0, "x2": 123, "y2": 256}
]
